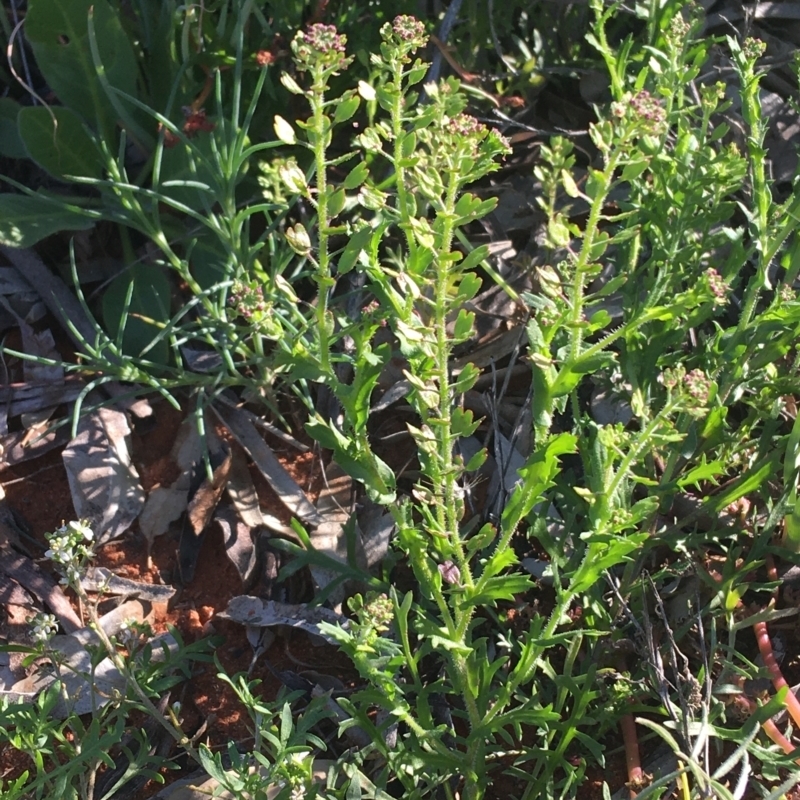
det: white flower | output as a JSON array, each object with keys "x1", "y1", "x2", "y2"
[
  {"x1": 30, "y1": 612, "x2": 58, "y2": 643},
  {"x1": 67, "y1": 520, "x2": 94, "y2": 541}
]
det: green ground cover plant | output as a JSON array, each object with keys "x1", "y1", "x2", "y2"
[{"x1": 2, "y1": 0, "x2": 800, "y2": 798}]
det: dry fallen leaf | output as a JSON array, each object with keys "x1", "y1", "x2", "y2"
[
  {"x1": 216, "y1": 503, "x2": 259, "y2": 587},
  {"x1": 80, "y1": 567, "x2": 177, "y2": 603},
  {"x1": 218, "y1": 595, "x2": 348, "y2": 644},
  {"x1": 62, "y1": 407, "x2": 145, "y2": 544},
  {"x1": 138, "y1": 416, "x2": 204, "y2": 549},
  {"x1": 0, "y1": 545, "x2": 82, "y2": 632},
  {"x1": 187, "y1": 444, "x2": 232, "y2": 535},
  {"x1": 213, "y1": 402, "x2": 321, "y2": 526}
]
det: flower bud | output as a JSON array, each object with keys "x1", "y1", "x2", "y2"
[{"x1": 286, "y1": 223, "x2": 312, "y2": 256}]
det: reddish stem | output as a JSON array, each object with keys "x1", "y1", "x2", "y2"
[
  {"x1": 741, "y1": 693, "x2": 800, "y2": 763},
  {"x1": 619, "y1": 711, "x2": 642, "y2": 798},
  {"x1": 753, "y1": 619, "x2": 800, "y2": 732},
  {"x1": 753, "y1": 553, "x2": 800, "y2": 732}
]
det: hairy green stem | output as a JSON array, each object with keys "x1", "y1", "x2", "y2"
[
  {"x1": 431, "y1": 174, "x2": 475, "y2": 636},
  {"x1": 567, "y1": 150, "x2": 622, "y2": 365},
  {"x1": 737, "y1": 58, "x2": 771, "y2": 332},
  {"x1": 309, "y1": 67, "x2": 334, "y2": 375},
  {"x1": 390, "y1": 59, "x2": 417, "y2": 261}
]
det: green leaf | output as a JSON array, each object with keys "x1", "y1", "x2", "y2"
[
  {"x1": 305, "y1": 418, "x2": 396, "y2": 505},
  {"x1": 455, "y1": 192, "x2": 481, "y2": 217},
  {"x1": 337, "y1": 226, "x2": 373, "y2": 274},
  {"x1": 677, "y1": 460, "x2": 725, "y2": 489},
  {"x1": 334, "y1": 94, "x2": 360, "y2": 124},
  {"x1": 0, "y1": 99, "x2": 27, "y2": 159},
  {"x1": 452, "y1": 362, "x2": 480, "y2": 394},
  {"x1": 18, "y1": 106, "x2": 102, "y2": 180},
  {"x1": 342, "y1": 161, "x2": 369, "y2": 190},
  {"x1": 400, "y1": 131, "x2": 416, "y2": 158},
  {"x1": 455, "y1": 196, "x2": 497, "y2": 224},
  {"x1": 461, "y1": 574, "x2": 534, "y2": 608},
  {"x1": 703, "y1": 448, "x2": 782, "y2": 516},
  {"x1": 500, "y1": 433, "x2": 577, "y2": 538},
  {"x1": 570, "y1": 534, "x2": 647, "y2": 594},
  {"x1": 589, "y1": 231, "x2": 610, "y2": 260},
  {"x1": 621, "y1": 159, "x2": 649, "y2": 181},
  {"x1": 328, "y1": 187, "x2": 346, "y2": 218},
  {"x1": 453, "y1": 308, "x2": 474, "y2": 342},
  {"x1": 102, "y1": 264, "x2": 171, "y2": 365},
  {"x1": 26, "y1": 0, "x2": 139, "y2": 138},
  {"x1": 451, "y1": 407, "x2": 480, "y2": 438},
  {"x1": 551, "y1": 352, "x2": 617, "y2": 397},
  {"x1": 459, "y1": 245, "x2": 490, "y2": 275},
  {"x1": 0, "y1": 193, "x2": 93, "y2": 247},
  {"x1": 466, "y1": 523, "x2": 496, "y2": 553},
  {"x1": 547, "y1": 214, "x2": 571, "y2": 247},
  {"x1": 452, "y1": 271, "x2": 482, "y2": 304},
  {"x1": 335, "y1": 342, "x2": 390, "y2": 430},
  {"x1": 464, "y1": 448, "x2": 487, "y2": 472},
  {"x1": 561, "y1": 168, "x2": 580, "y2": 197}
]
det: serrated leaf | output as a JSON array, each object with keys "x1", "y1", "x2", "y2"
[
  {"x1": 466, "y1": 522, "x2": 496, "y2": 553},
  {"x1": 451, "y1": 407, "x2": 480, "y2": 438},
  {"x1": 500, "y1": 433, "x2": 576, "y2": 538},
  {"x1": 464, "y1": 448, "x2": 488, "y2": 472},
  {"x1": 677, "y1": 460, "x2": 725, "y2": 488},
  {"x1": 453, "y1": 362, "x2": 480, "y2": 395},
  {"x1": 455, "y1": 192, "x2": 480, "y2": 217},
  {"x1": 453, "y1": 308, "x2": 475, "y2": 342},
  {"x1": 452, "y1": 271, "x2": 482, "y2": 304},
  {"x1": 342, "y1": 161, "x2": 369, "y2": 190}
]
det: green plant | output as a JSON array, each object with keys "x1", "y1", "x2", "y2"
[
  {"x1": 3, "y1": 0, "x2": 800, "y2": 798},
  {"x1": 196, "y1": 671, "x2": 337, "y2": 800},
  {"x1": 0, "y1": 521, "x2": 215, "y2": 800},
  {"x1": 287, "y1": 3, "x2": 800, "y2": 797}
]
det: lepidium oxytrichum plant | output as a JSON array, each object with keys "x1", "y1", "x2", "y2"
[{"x1": 273, "y1": 17, "x2": 594, "y2": 800}]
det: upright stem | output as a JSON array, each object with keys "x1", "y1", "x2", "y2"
[
  {"x1": 567, "y1": 150, "x2": 621, "y2": 364},
  {"x1": 433, "y1": 172, "x2": 473, "y2": 596},
  {"x1": 390, "y1": 60, "x2": 417, "y2": 261},
  {"x1": 309, "y1": 70, "x2": 333, "y2": 374},
  {"x1": 431, "y1": 169, "x2": 485, "y2": 800},
  {"x1": 737, "y1": 55, "x2": 770, "y2": 333}
]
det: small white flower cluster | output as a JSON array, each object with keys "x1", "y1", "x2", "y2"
[
  {"x1": 44, "y1": 520, "x2": 95, "y2": 586},
  {"x1": 30, "y1": 611, "x2": 59, "y2": 643}
]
